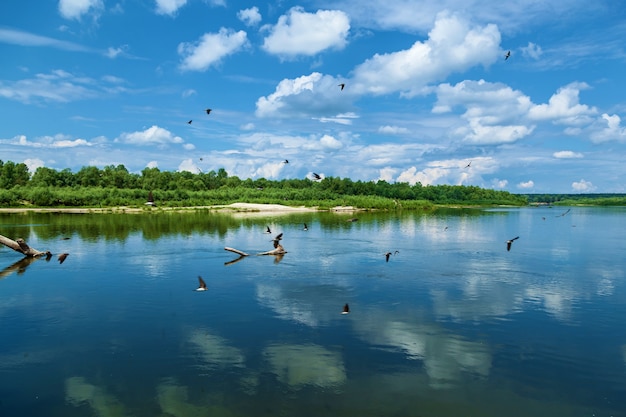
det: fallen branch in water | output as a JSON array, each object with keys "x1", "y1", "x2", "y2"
[{"x1": 0, "y1": 234, "x2": 51, "y2": 258}]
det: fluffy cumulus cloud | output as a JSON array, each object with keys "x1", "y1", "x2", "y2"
[
  {"x1": 256, "y1": 72, "x2": 348, "y2": 118},
  {"x1": 24, "y1": 158, "x2": 45, "y2": 173},
  {"x1": 155, "y1": 0, "x2": 187, "y2": 16},
  {"x1": 572, "y1": 179, "x2": 595, "y2": 192},
  {"x1": 351, "y1": 13, "x2": 501, "y2": 96},
  {"x1": 116, "y1": 126, "x2": 185, "y2": 147},
  {"x1": 590, "y1": 113, "x2": 626, "y2": 143},
  {"x1": 528, "y1": 82, "x2": 597, "y2": 125},
  {"x1": 434, "y1": 79, "x2": 535, "y2": 145},
  {"x1": 517, "y1": 180, "x2": 534, "y2": 189},
  {"x1": 553, "y1": 150, "x2": 583, "y2": 159},
  {"x1": 238, "y1": 7, "x2": 262, "y2": 26},
  {"x1": 521, "y1": 42, "x2": 543, "y2": 59},
  {"x1": 178, "y1": 28, "x2": 248, "y2": 71},
  {"x1": 58, "y1": 0, "x2": 103, "y2": 20},
  {"x1": 261, "y1": 7, "x2": 350, "y2": 58}
]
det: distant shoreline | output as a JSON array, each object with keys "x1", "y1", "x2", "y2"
[{"x1": 0, "y1": 202, "x2": 362, "y2": 216}]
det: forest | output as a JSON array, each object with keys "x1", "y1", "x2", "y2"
[{"x1": 0, "y1": 158, "x2": 608, "y2": 210}]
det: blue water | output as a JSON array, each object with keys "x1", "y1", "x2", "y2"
[{"x1": 1, "y1": 207, "x2": 625, "y2": 416}]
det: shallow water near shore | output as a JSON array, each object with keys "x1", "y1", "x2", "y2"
[{"x1": 1, "y1": 206, "x2": 625, "y2": 416}]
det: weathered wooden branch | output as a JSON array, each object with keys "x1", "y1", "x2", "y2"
[
  {"x1": 0, "y1": 234, "x2": 50, "y2": 258},
  {"x1": 224, "y1": 247, "x2": 249, "y2": 257}
]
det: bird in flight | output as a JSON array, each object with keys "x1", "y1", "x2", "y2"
[
  {"x1": 312, "y1": 172, "x2": 321, "y2": 180},
  {"x1": 283, "y1": 159, "x2": 289, "y2": 164},
  {"x1": 205, "y1": 108, "x2": 212, "y2": 115},
  {"x1": 464, "y1": 161, "x2": 472, "y2": 168},
  {"x1": 338, "y1": 83, "x2": 345, "y2": 90},
  {"x1": 303, "y1": 223, "x2": 308, "y2": 231},
  {"x1": 271, "y1": 233, "x2": 283, "y2": 246},
  {"x1": 58, "y1": 253, "x2": 69, "y2": 264},
  {"x1": 556, "y1": 208, "x2": 571, "y2": 217},
  {"x1": 265, "y1": 226, "x2": 271, "y2": 234},
  {"x1": 385, "y1": 252, "x2": 392, "y2": 262},
  {"x1": 506, "y1": 236, "x2": 519, "y2": 251},
  {"x1": 196, "y1": 276, "x2": 207, "y2": 291},
  {"x1": 342, "y1": 303, "x2": 350, "y2": 314},
  {"x1": 187, "y1": 120, "x2": 192, "y2": 124},
  {"x1": 505, "y1": 50, "x2": 511, "y2": 60}
]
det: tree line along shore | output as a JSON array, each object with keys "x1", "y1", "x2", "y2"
[{"x1": 0, "y1": 160, "x2": 623, "y2": 210}]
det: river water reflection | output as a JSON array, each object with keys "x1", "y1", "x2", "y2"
[{"x1": 1, "y1": 207, "x2": 625, "y2": 416}]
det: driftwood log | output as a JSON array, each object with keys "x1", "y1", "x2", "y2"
[
  {"x1": 0, "y1": 234, "x2": 50, "y2": 258},
  {"x1": 224, "y1": 244, "x2": 286, "y2": 264}
]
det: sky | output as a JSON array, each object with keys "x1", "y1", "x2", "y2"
[{"x1": 1, "y1": 0, "x2": 626, "y2": 193}]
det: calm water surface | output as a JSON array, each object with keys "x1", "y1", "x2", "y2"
[{"x1": 1, "y1": 207, "x2": 625, "y2": 417}]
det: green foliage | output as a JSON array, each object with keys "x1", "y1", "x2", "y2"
[{"x1": 0, "y1": 160, "x2": 530, "y2": 209}]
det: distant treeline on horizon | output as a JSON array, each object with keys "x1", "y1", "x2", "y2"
[{"x1": 1, "y1": 159, "x2": 624, "y2": 208}]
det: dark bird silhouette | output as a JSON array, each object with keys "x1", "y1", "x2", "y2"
[
  {"x1": 205, "y1": 108, "x2": 212, "y2": 115},
  {"x1": 61, "y1": 237, "x2": 71, "y2": 240},
  {"x1": 196, "y1": 276, "x2": 207, "y2": 291},
  {"x1": 338, "y1": 83, "x2": 345, "y2": 90},
  {"x1": 283, "y1": 159, "x2": 289, "y2": 164},
  {"x1": 506, "y1": 236, "x2": 519, "y2": 251},
  {"x1": 303, "y1": 223, "x2": 308, "y2": 231},
  {"x1": 342, "y1": 303, "x2": 350, "y2": 314},
  {"x1": 188, "y1": 120, "x2": 192, "y2": 124},
  {"x1": 58, "y1": 253, "x2": 69, "y2": 264},
  {"x1": 464, "y1": 161, "x2": 471, "y2": 168},
  {"x1": 265, "y1": 226, "x2": 271, "y2": 234},
  {"x1": 312, "y1": 172, "x2": 321, "y2": 180},
  {"x1": 556, "y1": 208, "x2": 571, "y2": 217},
  {"x1": 385, "y1": 252, "x2": 392, "y2": 262},
  {"x1": 505, "y1": 50, "x2": 511, "y2": 60}
]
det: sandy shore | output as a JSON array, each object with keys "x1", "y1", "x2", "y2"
[{"x1": 0, "y1": 203, "x2": 361, "y2": 216}]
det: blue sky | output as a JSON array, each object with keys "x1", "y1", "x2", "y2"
[{"x1": 1, "y1": 0, "x2": 625, "y2": 193}]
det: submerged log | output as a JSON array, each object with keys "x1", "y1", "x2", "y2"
[{"x1": 0, "y1": 234, "x2": 50, "y2": 258}]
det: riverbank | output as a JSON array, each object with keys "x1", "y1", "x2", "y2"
[{"x1": 0, "y1": 202, "x2": 362, "y2": 215}]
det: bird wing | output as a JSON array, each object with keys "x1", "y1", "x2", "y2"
[{"x1": 198, "y1": 276, "x2": 206, "y2": 289}]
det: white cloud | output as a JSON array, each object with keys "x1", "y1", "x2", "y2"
[
  {"x1": 491, "y1": 179, "x2": 508, "y2": 189},
  {"x1": 553, "y1": 150, "x2": 583, "y2": 159},
  {"x1": 521, "y1": 42, "x2": 543, "y2": 59},
  {"x1": 261, "y1": 7, "x2": 350, "y2": 58},
  {"x1": 105, "y1": 46, "x2": 125, "y2": 59},
  {"x1": 517, "y1": 180, "x2": 534, "y2": 189},
  {"x1": 0, "y1": 28, "x2": 91, "y2": 52},
  {"x1": 178, "y1": 28, "x2": 248, "y2": 71},
  {"x1": 240, "y1": 123, "x2": 255, "y2": 130},
  {"x1": 351, "y1": 13, "x2": 501, "y2": 97},
  {"x1": 178, "y1": 158, "x2": 199, "y2": 173},
  {"x1": 590, "y1": 113, "x2": 626, "y2": 143},
  {"x1": 572, "y1": 179, "x2": 595, "y2": 192},
  {"x1": 146, "y1": 161, "x2": 159, "y2": 169},
  {"x1": 116, "y1": 126, "x2": 185, "y2": 147},
  {"x1": 320, "y1": 134, "x2": 343, "y2": 150},
  {"x1": 155, "y1": 0, "x2": 187, "y2": 16},
  {"x1": 24, "y1": 158, "x2": 45, "y2": 173},
  {"x1": 181, "y1": 89, "x2": 196, "y2": 98},
  {"x1": 1, "y1": 134, "x2": 94, "y2": 148},
  {"x1": 528, "y1": 82, "x2": 596, "y2": 125},
  {"x1": 315, "y1": 112, "x2": 359, "y2": 125},
  {"x1": 0, "y1": 70, "x2": 124, "y2": 104},
  {"x1": 58, "y1": 0, "x2": 103, "y2": 20},
  {"x1": 237, "y1": 7, "x2": 262, "y2": 26},
  {"x1": 378, "y1": 125, "x2": 410, "y2": 134}
]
